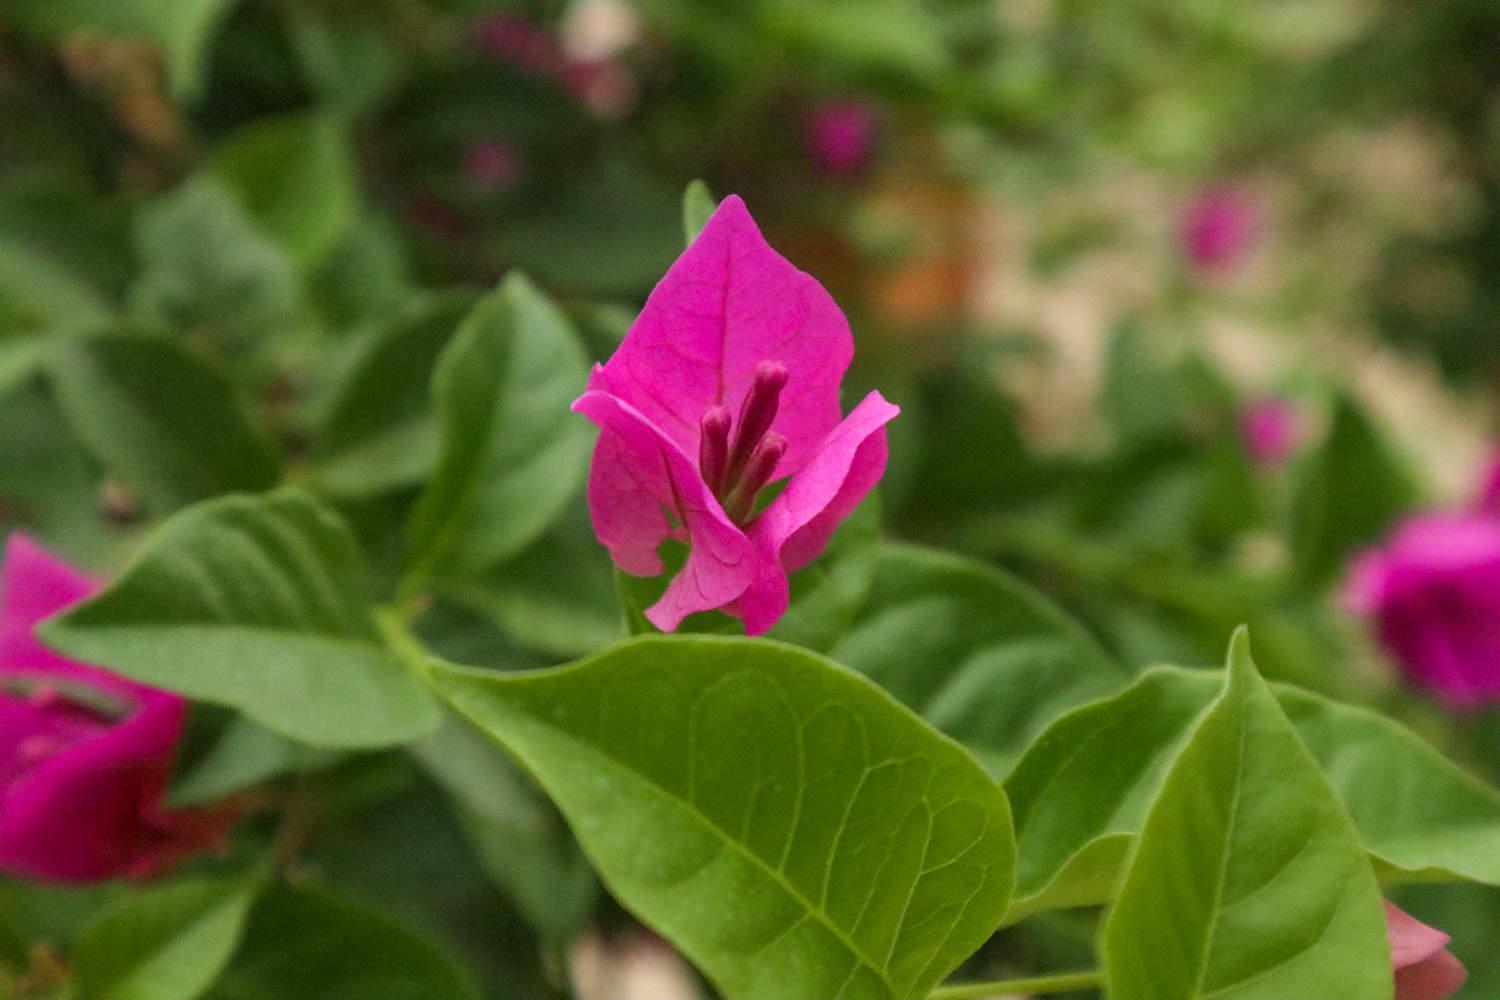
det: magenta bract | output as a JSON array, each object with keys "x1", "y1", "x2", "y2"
[
  {"x1": 573, "y1": 195, "x2": 898, "y2": 635},
  {"x1": 1239, "y1": 396, "x2": 1303, "y2": 470},
  {"x1": 806, "y1": 99, "x2": 879, "y2": 178},
  {"x1": 1347, "y1": 513, "x2": 1500, "y2": 710},
  {"x1": 1181, "y1": 186, "x2": 1256, "y2": 274},
  {"x1": 1386, "y1": 901, "x2": 1467, "y2": 1000},
  {"x1": 0, "y1": 535, "x2": 235, "y2": 883}
]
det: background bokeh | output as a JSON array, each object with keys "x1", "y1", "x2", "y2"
[{"x1": 2, "y1": 0, "x2": 1499, "y2": 997}]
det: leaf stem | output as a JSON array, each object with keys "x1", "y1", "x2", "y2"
[{"x1": 928, "y1": 970, "x2": 1102, "y2": 998}]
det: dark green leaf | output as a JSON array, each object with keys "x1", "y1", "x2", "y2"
[
  {"x1": 43, "y1": 489, "x2": 440, "y2": 748},
  {"x1": 429, "y1": 636, "x2": 1015, "y2": 1000}
]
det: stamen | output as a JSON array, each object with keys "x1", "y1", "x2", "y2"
[
  {"x1": 724, "y1": 432, "x2": 787, "y2": 524},
  {"x1": 724, "y1": 361, "x2": 788, "y2": 489},
  {"x1": 698, "y1": 406, "x2": 732, "y2": 494}
]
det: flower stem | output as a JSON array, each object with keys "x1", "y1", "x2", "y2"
[{"x1": 928, "y1": 970, "x2": 1102, "y2": 999}]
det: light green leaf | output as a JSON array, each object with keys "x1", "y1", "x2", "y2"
[
  {"x1": 406, "y1": 274, "x2": 591, "y2": 586},
  {"x1": 428, "y1": 636, "x2": 1015, "y2": 1000},
  {"x1": 43, "y1": 489, "x2": 440, "y2": 748},
  {"x1": 75, "y1": 877, "x2": 260, "y2": 1000},
  {"x1": 312, "y1": 293, "x2": 473, "y2": 498},
  {"x1": 0, "y1": 338, "x2": 47, "y2": 401},
  {"x1": 47, "y1": 333, "x2": 281, "y2": 514},
  {"x1": 212, "y1": 113, "x2": 358, "y2": 269},
  {"x1": 1102, "y1": 633, "x2": 1392, "y2": 999},
  {"x1": 1290, "y1": 393, "x2": 1417, "y2": 587},
  {"x1": 412, "y1": 714, "x2": 597, "y2": 941},
  {"x1": 208, "y1": 884, "x2": 480, "y2": 1000},
  {"x1": 831, "y1": 544, "x2": 1128, "y2": 777},
  {"x1": 683, "y1": 180, "x2": 717, "y2": 244},
  {"x1": 1005, "y1": 662, "x2": 1500, "y2": 923}
]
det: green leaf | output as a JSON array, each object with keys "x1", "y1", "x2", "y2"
[
  {"x1": 412, "y1": 714, "x2": 597, "y2": 941},
  {"x1": 42, "y1": 489, "x2": 440, "y2": 748},
  {"x1": 74, "y1": 877, "x2": 260, "y2": 1000},
  {"x1": 682, "y1": 180, "x2": 717, "y2": 244},
  {"x1": 406, "y1": 275, "x2": 591, "y2": 586},
  {"x1": 208, "y1": 884, "x2": 480, "y2": 1000},
  {"x1": 831, "y1": 544, "x2": 1128, "y2": 777},
  {"x1": 312, "y1": 293, "x2": 473, "y2": 498},
  {"x1": 129, "y1": 178, "x2": 301, "y2": 345},
  {"x1": 765, "y1": 499, "x2": 882, "y2": 653},
  {"x1": 212, "y1": 113, "x2": 358, "y2": 269},
  {"x1": 169, "y1": 716, "x2": 329, "y2": 807},
  {"x1": 9, "y1": 0, "x2": 242, "y2": 98},
  {"x1": 47, "y1": 334, "x2": 281, "y2": 514},
  {"x1": 428, "y1": 636, "x2": 1015, "y2": 1000},
  {"x1": 1290, "y1": 393, "x2": 1417, "y2": 587},
  {"x1": 1005, "y1": 662, "x2": 1500, "y2": 923},
  {"x1": 1102, "y1": 633, "x2": 1392, "y2": 1000}
]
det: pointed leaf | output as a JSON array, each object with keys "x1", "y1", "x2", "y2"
[
  {"x1": 75, "y1": 877, "x2": 260, "y2": 1000},
  {"x1": 682, "y1": 180, "x2": 718, "y2": 244},
  {"x1": 1103, "y1": 634, "x2": 1392, "y2": 999},
  {"x1": 43, "y1": 489, "x2": 439, "y2": 748},
  {"x1": 407, "y1": 274, "x2": 591, "y2": 585},
  {"x1": 428, "y1": 636, "x2": 1015, "y2": 1000}
]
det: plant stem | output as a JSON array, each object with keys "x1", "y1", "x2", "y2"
[{"x1": 928, "y1": 970, "x2": 1102, "y2": 999}]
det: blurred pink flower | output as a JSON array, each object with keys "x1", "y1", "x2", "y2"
[
  {"x1": 806, "y1": 99, "x2": 879, "y2": 178},
  {"x1": 472, "y1": 14, "x2": 561, "y2": 74},
  {"x1": 1181, "y1": 187, "x2": 1257, "y2": 273},
  {"x1": 0, "y1": 535, "x2": 237, "y2": 883},
  {"x1": 1346, "y1": 513, "x2": 1500, "y2": 710},
  {"x1": 573, "y1": 195, "x2": 898, "y2": 634},
  {"x1": 1474, "y1": 447, "x2": 1500, "y2": 515},
  {"x1": 1239, "y1": 396, "x2": 1303, "y2": 469},
  {"x1": 1387, "y1": 901, "x2": 1467, "y2": 1000},
  {"x1": 463, "y1": 140, "x2": 522, "y2": 191}
]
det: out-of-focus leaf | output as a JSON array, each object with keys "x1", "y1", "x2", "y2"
[
  {"x1": 312, "y1": 292, "x2": 473, "y2": 498},
  {"x1": 169, "y1": 716, "x2": 329, "y2": 807},
  {"x1": 682, "y1": 180, "x2": 717, "y2": 245},
  {"x1": 764, "y1": 499, "x2": 882, "y2": 653},
  {"x1": 1102, "y1": 634, "x2": 1390, "y2": 1000},
  {"x1": 212, "y1": 113, "x2": 358, "y2": 270},
  {"x1": 406, "y1": 274, "x2": 591, "y2": 586},
  {"x1": 762, "y1": 0, "x2": 950, "y2": 81},
  {"x1": 207, "y1": 884, "x2": 481, "y2": 1000},
  {"x1": 429, "y1": 636, "x2": 1015, "y2": 1000},
  {"x1": 0, "y1": 177, "x2": 130, "y2": 331},
  {"x1": 0, "y1": 384, "x2": 114, "y2": 564},
  {"x1": 832, "y1": 544, "x2": 1127, "y2": 777},
  {"x1": 47, "y1": 334, "x2": 281, "y2": 514},
  {"x1": 412, "y1": 714, "x2": 597, "y2": 941},
  {"x1": 44, "y1": 490, "x2": 440, "y2": 748},
  {"x1": 1289, "y1": 392, "x2": 1417, "y2": 587},
  {"x1": 74, "y1": 876, "x2": 261, "y2": 1000}
]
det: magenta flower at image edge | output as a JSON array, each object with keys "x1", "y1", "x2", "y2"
[
  {"x1": 1387, "y1": 901, "x2": 1467, "y2": 1000},
  {"x1": 0, "y1": 535, "x2": 237, "y2": 883},
  {"x1": 572, "y1": 195, "x2": 898, "y2": 635},
  {"x1": 1346, "y1": 510, "x2": 1500, "y2": 710}
]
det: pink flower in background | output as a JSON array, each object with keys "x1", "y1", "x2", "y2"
[
  {"x1": 1386, "y1": 901, "x2": 1467, "y2": 1000},
  {"x1": 573, "y1": 195, "x2": 898, "y2": 635},
  {"x1": 1239, "y1": 396, "x2": 1303, "y2": 469},
  {"x1": 0, "y1": 536, "x2": 236, "y2": 883},
  {"x1": 1181, "y1": 187, "x2": 1257, "y2": 273},
  {"x1": 1474, "y1": 446, "x2": 1500, "y2": 515},
  {"x1": 463, "y1": 140, "x2": 522, "y2": 191},
  {"x1": 806, "y1": 99, "x2": 880, "y2": 178},
  {"x1": 1346, "y1": 513, "x2": 1500, "y2": 709},
  {"x1": 472, "y1": 14, "x2": 561, "y2": 74}
]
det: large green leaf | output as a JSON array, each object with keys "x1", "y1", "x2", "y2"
[
  {"x1": 43, "y1": 490, "x2": 439, "y2": 748},
  {"x1": 47, "y1": 334, "x2": 281, "y2": 515},
  {"x1": 207, "y1": 884, "x2": 480, "y2": 1000},
  {"x1": 428, "y1": 636, "x2": 1015, "y2": 1000},
  {"x1": 1004, "y1": 663, "x2": 1500, "y2": 922},
  {"x1": 212, "y1": 113, "x2": 358, "y2": 269},
  {"x1": 312, "y1": 293, "x2": 473, "y2": 498},
  {"x1": 1289, "y1": 393, "x2": 1417, "y2": 587},
  {"x1": 406, "y1": 275, "x2": 591, "y2": 586},
  {"x1": 1102, "y1": 634, "x2": 1392, "y2": 999},
  {"x1": 74, "y1": 877, "x2": 260, "y2": 1000},
  {"x1": 831, "y1": 544, "x2": 1128, "y2": 776}
]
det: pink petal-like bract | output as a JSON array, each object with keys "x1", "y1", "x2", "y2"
[
  {"x1": 573, "y1": 195, "x2": 897, "y2": 634},
  {"x1": 1386, "y1": 901, "x2": 1467, "y2": 1000},
  {"x1": 1345, "y1": 513, "x2": 1500, "y2": 710},
  {"x1": 0, "y1": 535, "x2": 237, "y2": 883}
]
